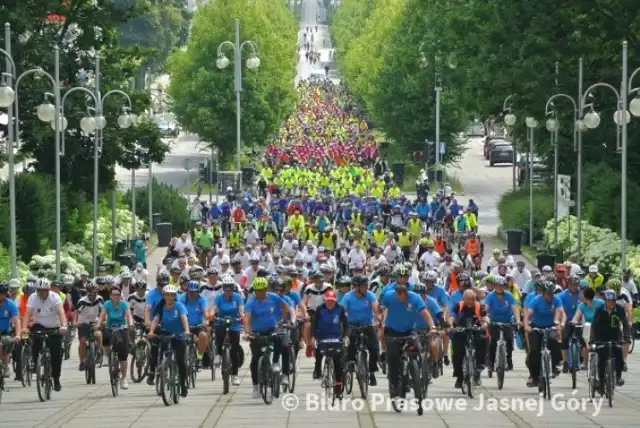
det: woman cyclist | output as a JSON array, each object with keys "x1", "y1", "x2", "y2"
[
  {"x1": 97, "y1": 285, "x2": 134, "y2": 389},
  {"x1": 212, "y1": 275, "x2": 245, "y2": 387}
]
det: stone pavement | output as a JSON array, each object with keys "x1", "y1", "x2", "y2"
[{"x1": 2, "y1": 339, "x2": 640, "y2": 427}]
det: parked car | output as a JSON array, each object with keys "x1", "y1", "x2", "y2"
[
  {"x1": 489, "y1": 143, "x2": 514, "y2": 166},
  {"x1": 517, "y1": 154, "x2": 551, "y2": 186},
  {"x1": 484, "y1": 136, "x2": 507, "y2": 159},
  {"x1": 466, "y1": 122, "x2": 485, "y2": 137},
  {"x1": 156, "y1": 118, "x2": 179, "y2": 137}
]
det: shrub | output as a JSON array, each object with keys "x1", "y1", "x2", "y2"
[
  {"x1": 497, "y1": 186, "x2": 554, "y2": 242},
  {"x1": 124, "y1": 178, "x2": 189, "y2": 233}
]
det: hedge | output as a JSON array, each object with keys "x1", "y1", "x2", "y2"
[
  {"x1": 497, "y1": 186, "x2": 554, "y2": 243},
  {"x1": 124, "y1": 178, "x2": 190, "y2": 234}
]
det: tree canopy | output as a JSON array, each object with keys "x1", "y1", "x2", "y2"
[{"x1": 167, "y1": 0, "x2": 298, "y2": 161}]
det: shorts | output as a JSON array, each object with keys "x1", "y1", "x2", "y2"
[
  {"x1": 77, "y1": 323, "x2": 95, "y2": 340},
  {"x1": 190, "y1": 325, "x2": 205, "y2": 336}
]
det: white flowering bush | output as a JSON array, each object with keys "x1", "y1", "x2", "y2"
[
  {"x1": 61, "y1": 242, "x2": 93, "y2": 271},
  {"x1": 28, "y1": 250, "x2": 86, "y2": 278},
  {"x1": 82, "y1": 208, "x2": 145, "y2": 256}
]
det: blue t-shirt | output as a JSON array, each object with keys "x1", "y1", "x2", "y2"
[
  {"x1": 427, "y1": 285, "x2": 450, "y2": 309},
  {"x1": 245, "y1": 292, "x2": 286, "y2": 333},
  {"x1": 146, "y1": 287, "x2": 163, "y2": 312},
  {"x1": 415, "y1": 295, "x2": 442, "y2": 328},
  {"x1": 214, "y1": 292, "x2": 244, "y2": 332},
  {"x1": 559, "y1": 289, "x2": 581, "y2": 320},
  {"x1": 450, "y1": 289, "x2": 463, "y2": 308},
  {"x1": 523, "y1": 292, "x2": 539, "y2": 308},
  {"x1": 528, "y1": 295, "x2": 562, "y2": 327},
  {"x1": 381, "y1": 290, "x2": 426, "y2": 332},
  {"x1": 103, "y1": 300, "x2": 129, "y2": 328},
  {"x1": 0, "y1": 299, "x2": 19, "y2": 332},
  {"x1": 524, "y1": 280, "x2": 537, "y2": 295},
  {"x1": 285, "y1": 291, "x2": 302, "y2": 308},
  {"x1": 381, "y1": 282, "x2": 414, "y2": 295},
  {"x1": 578, "y1": 298, "x2": 605, "y2": 323},
  {"x1": 274, "y1": 295, "x2": 293, "y2": 322},
  {"x1": 484, "y1": 291, "x2": 516, "y2": 323},
  {"x1": 341, "y1": 290, "x2": 376, "y2": 325},
  {"x1": 156, "y1": 302, "x2": 188, "y2": 334},
  {"x1": 178, "y1": 293, "x2": 208, "y2": 326}
]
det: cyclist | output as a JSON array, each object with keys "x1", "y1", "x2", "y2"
[
  {"x1": 97, "y1": 286, "x2": 134, "y2": 390},
  {"x1": 484, "y1": 276, "x2": 520, "y2": 371},
  {"x1": 336, "y1": 276, "x2": 352, "y2": 303},
  {"x1": 572, "y1": 286, "x2": 604, "y2": 367},
  {"x1": 178, "y1": 280, "x2": 211, "y2": 369},
  {"x1": 271, "y1": 278, "x2": 295, "y2": 388},
  {"x1": 559, "y1": 275, "x2": 582, "y2": 373},
  {"x1": 606, "y1": 278, "x2": 633, "y2": 371},
  {"x1": 590, "y1": 289, "x2": 628, "y2": 391},
  {"x1": 302, "y1": 270, "x2": 333, "y2": 358},
  {"x1": 22, "y1": 278, "x2": 67, "y2": 392},
  {"x1": 311, "y1": 290, "x2": 348, "y2": 397},
  {"x1": 342, "y1": 274, "x2": 379, "y2": 386},
  {"x1": 243, "y1": 277, "x2": 289, "y2": 399},
  {"x1": 7, "y1": 278, "x2": 21, "y2": 301},
  {"x1": 73, "y1": 282, "x2": 104, "y2": 371},
  {"x1": 449, "y1": 289, "x2": 488, "y2": 387},
  {"x1": 143, "y1": 271, "x2": 170, "y2": 385},
  {"x1": 378, "y1": 282, "x2": 436, "y2": 399},
  {"x1": 212, "y1": 275, "x2": 245, "y2": 386},
  {"x1": 586, "y1": 265, "x2": 605, "y2": 288},
  {"x1": 380, "y1": 263, "x2": 414, "y2": 294},
  {"x1": 148, "y1": 285, "x2": 190, "y2": 398},
  {"x1": 0, "y1": 281, "x2": 21, "y2": 379},
  {"x1": 523, "y1": 280, "x2": 564, "y2": 388},
  {"x1": 127, "y1": 281, "x2": 148, "y2": 325},
  {"x1": 422, "y1": 270, "x2": 451, "y2": 365},
  {"x1": 412, "y1": 282, "x2": 445, "y2": 377}
]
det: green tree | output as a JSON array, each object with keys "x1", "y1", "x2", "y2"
[{"x1": 167, "y1": 0, "x2": 298, "y2": 162}]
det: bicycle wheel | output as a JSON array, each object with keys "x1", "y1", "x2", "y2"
[
  {"x1": 357, "y1": 351, "x2": 369, "y2": 399},
  {"x1": 629, "y1": 329, "x2": 635, "y2": 354},
  {"x1": 344, "y1": 361, "x2": 354, "y2": 396},
  {"x1": 85, "y1": 343, "x2": 95, "y2": 385},
  {"x1": 464, "y1": 353, "x2": 474, "y2": 399},
  {"x1": 258, "y1": 356, "x2": 273, "y2": 405},
  {"x1": 35, "y1": 354, "x2": 47, "y2": 402},
  {"x1": 323, "y1": 357, "x2": 336, "y2": 406},
  {"x1": 171, "y1": 360, "x2": 180, "y2": 405},
  {"x1": 272, "y1": 364, "x2": 281, "y2": 399},
  {"x1": 109, "y1": 351, "x2": 119, "y2": 397},
  {"x1": 287, "y1": 346, "x2": 297, "y2": 394},
  {"x1": 606, "y1": 359, "x2": 615, "y2": 408},
  {"x1": 420, "y1": 354, "x2": 430, "y2": 398},
  {"x1": 541, "y1": 354, "x2": 551, "y2": 400},
  {"x1": 409, "y1": 359, "x2": 423, "y2": 416},
  {"x1": 588, "y1": 353, "x2": 598, "y2": 399},
  {"x1": 222, "y1": 347, "x2": 231, "y2": 395},
  {"x1": 496, "y1": 343, "x2": 506, "y2": 390},
  {"x1": 130, "y1": 341, "x2": 149, "y2": 383},
  {"x1": 64, "y1": 329, "x2": 72, "y2": 360},
  {"x1": 0, "y1": 366, "x2": 4, "y2": 403},
  {"x1": 209, "y1": 341, "x2": 217, "y2": 381},
  {"x1": 188, "y1": 346, "x2": 197, "y2": 389},
  {"x1": 21, "y1": 346, "x2": 31, "y2": 387},
  {"x1": 570, "y1": 341, "x2": 580, "y2": 390},
  {"x1": 159, "y1": 359, "x2": 172, "y2": 406}
]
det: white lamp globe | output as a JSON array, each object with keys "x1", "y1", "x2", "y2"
[
  {"x1": 613, "y1": 109, "x2": 631, "y2": 126},
  {"x1": 94, "y1": 115, "x2": 106, "y2": 130},
  {"x1": 50, "y1": 116, "x2": 68, "y2": 131},
  {"x1": 216, "y1": 55, "x2": 230, "y2": 69},
  {"x1": 525, "y1": 117, "x2": 536, "y2": 128},
  {"x1": 546, "y1": 118, "x2": 559, "y2": 132},
  {"x1": 630, "y1": 97, "x2": 640, "y2": 117},
  {"x1": 0, "y1": 84, "x2": 15, "y2": 108},
  {"x1": 583, "y1": 111, "x2": 601, "y2": 129},
  {"x1": 252, "y1": 57, "x2": 260, "y2": 68},
  {"x1": 118, "y1": 114, "x2": 131, "y2": 129},
  {"x1": 79, "y1": 116, "x2": 96, "y2": 133},
  {"x1": 575, "y1": 119, "x2": 587, "y2": 132},
  {"x1": 504, "y1": 113, "x2": 516, "y2": 126},
  {"x1": 36, "y1": 102, "x2": 56, "y2": 122}
]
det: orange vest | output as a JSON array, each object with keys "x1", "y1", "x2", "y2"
[
  {"x1": 448, "y1": 272, "x2": 459, "y2": 294},
  {"x1": 457, "y1": 301, "x2": 481, "y2": 320},
  {"x1": 434, "y1": 239, "x2": 446, "y2": 254},
  {"x1": 18, "y1": 294, "x2": 28, "y2": 317},
  {"x1": 465, "y1": 239, "x2": 480, "y2": 256}
]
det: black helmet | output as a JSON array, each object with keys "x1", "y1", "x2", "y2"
[
  {"x1": 336, "y1": 276, "x2": 352, "y2": 287},
  {"x1": 458, "y1": 272, "x2": 472, "y2": 288},
  {"x1": 0, "y1": 281, "x2": 9, "y2": 294},
  {"x1": 272, "y1": 278, "x2": 286, "y2": 291},
  {"x1": 135, "y1": 281, "x2": 147, "y2": 290},
  {"x1": 540, "y1": 280, "x2": 555, "y2": 294},
  {"x1": 352, "y1": 275, "x2": 368, "y2": 287},
  {"x1": 413, "y1": 283, "x2": 427, "y2": 293},
  {"x1": 156, "y1": 271, "x2": 170, "y2": 286},
  {"x1": 256, "y1": 268, "x2": 270, "y2": 278}
]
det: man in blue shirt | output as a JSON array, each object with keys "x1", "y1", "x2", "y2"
[
  {"x1": 243, "y1": 277, "x2": 289, "y2": 399},
  {"x1": 484, "y1": 277, "x2": 520, "y2": 371},
  {"x1": 381, "y1": 264, "x2": 414, "y2": 295},
  {"x1": 559, "y1": 275, "x2": 582, "y2": 373},
  {"x1": 0, "y1": 281, "x2": 21, "y2": 379},
  {"x1": 523, "y1": 280, "x2": 565, "y2": 388},
  {"x1": 342, "y1": 275, "x2": 379, "y2": 386},
  {"x1": 271, "y1": 279, "x2": 295, "y2": 389},
  {"x1": 378, "y1": 283, "x2": 436, "y2": 398},
  {"x1": 311, "y1": 289, "x2": 348, "y2": 396},
  {"x1": 213, "y1": 276, "x2": 245, "y2": 386},
  {"x1": 179, "y1": 281, "x2": 211, "y2": 369}
]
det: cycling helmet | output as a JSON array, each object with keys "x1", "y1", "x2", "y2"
[
  {"x1": 120, "y1": 270, "x2": 133, "y2": 280},
  {"x1": 352, "y1": 275, "x2": 368, "y2": 287},
  {"x1": 320, "y1": 264, "x2": 333, "y2": 273},
  {"x1": 272, "y1": 278, "x2": 286, "y2": 291},
  {"x1": 120, "y1": 265, "x2": 131, "y2": 274},
  {"x1": 171, "y1": 266, "x2": 182, "y2": 274},
  {"x1": 413, "y1": 283, "x2": 427, "y2": 293},
  {"x1": 603, "y1": 290, "x2": 617, "y2": 300},
  {"x1": 311, "y1": 270, "x2": 324, "y2": 279},
  {"x1": 474, "y1": 271, "x2": 488, "y2": 282},
  {"x1": 540, "y1": 280, "x2": 555, "y2": 294},
  {"x1": 0, "y1": 281, "x2": 9, "y2": 294},
  {"x1": 493, "y1": 276, "x2": 506, "y2": 286},
  {"x1": 94, "y1": 276, "x2": 105, "y2": 286},
  {"x1": 336, "y1": 276, "x2": 352, "y2": 287},
  {"x1": 156, "y1": 271, "x2": 170, "y2": 286},
  {"x1": 134, "y1": 281, "x2": 147, "y2": 290},
  {"x1": 104, "y1": 275, "x2": 114, "y2": 285},
  {"x1": 458, "y1": 272, "x2": 472, "y2": 288},
  {"x1": 61, "y1": 274, "x2": 74, "y2": 285},
  {"x1": 24, "y1": 284, "x2": 36, "y2": 294},
  {"x1": 50, "y1": 280, "x2": 61, "y2": 289},
  {"x1": 36, "y1": 278, "x2": 51, "y2": 290},
  {"x1": 187, "y1": 280, "x2": 200, "y2": 292},
  {"x1": 252, "y1": 277, "x2": 268, "y2": 290},
  {"x1": 541, "y1": 265, "x2": 553, "y2": 273},
  {"x1": 189, "y1": 266, "x2": 205, "y2": 280},
  {"x1": 221, "y1": 275, "x2": 236, "y2": 291},
  {"x1": 26, "y1": 274, "x2": 38, "y2": 284},
  {"x1": 249, "y1": 254, "x2": 260, "y2": 262},
  {"x1": 568, "y1": 275, "x2": 581, "y2": 286},
  {"x1": 207, "y1": 267, "x2": 220, "y2": 275},
  {"x1": 393, "y1": 263, "x2": 410, "y2": 276},
  {"x1": 606, "y1": 278, "x2": 622, "y2": 293},
  {"x1": 377, "y1": 263, "x2": 391, "y2": 275},
  {"x1": 86, "y1": 282, "x2": 97, "y2": 293},
  {"x1": 425, "y1": 270, "x2": 438, "y2": 282},
  {"x1": 256, "y1": 267, "x2": 270, "y2": 278},
  {"x1": 162, "y1": 285, "x2": 179, "y2": 294},
  {"x1": 179, "y1": 271, "x2": 190, "y2": 283}
]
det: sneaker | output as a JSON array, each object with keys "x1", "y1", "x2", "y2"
[
  {"x1": 214, "y1": 355, "x2": 221, "y2": 367},
  {"x1": 616, "y1": 377, "x2": 625, "y2": 387},
  {"x1": 147, "y1": 374, "x2": 155, "y2": 386},
  {"x1": 272, "y1": 363, "x2": 281, "y2": 373},
  {"x1": 454, "y1": 378, "x2": 463, "y2": 388},
  {"x1": 623, "y1": 362, "x2": 628, "y2": 372},
  {"x1": 120, "y1": 379, "x2": 129, "y2": 390},
  {"x1": 54, "y1": 378, "x2": 62, "y2": 392},
  {"x1": 79, "y1": 361, "x2": 85, "y2": 372},
  {"x1": 473, "y1": 372, "x2": 482, "y2": 386},
  {"x1": 562, "y1": 361, "x2": 569, "y2": 373},
  {"x1": 231, "y1": 375, "x2": 240, "y2": 386},
  {"x1": 369, "y1": 373, "x2": 377, "y2": 386},
  {"x1": 507, "y1": 358, "x2": 513, "y2": 371},
  {"x1": 180, "y1": 385, "x2": 188, "y2": 397},
  {"x1": 313, "y1": 368, "x2": 322, "y2": 380},
  {"x1": 443, "y1": 355, "x2": 450, "y2": 366},
  {"x1": 252, "y1": 385, "x2": 260, "y2": 398},
  {"x1": 305, "y1": 344, "x2": 313, "y2": 358}
]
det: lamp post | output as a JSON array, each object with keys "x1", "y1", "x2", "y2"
[
  {"x1": 502, "y1": 95, "x2": 517, "y2": 190},
  {"x1": 148, "y1": 91, "x2": 174, "y2": 231},
  {"x1": 216, "y1": 19, "x2": 260, "y2": 171},
  {"x1": 525, "y1": 117, "x2": 538, "y2": 247},
  {"x1": 544, "y1": 93, "x2": 578, "y2": 250},
  {"x1": 0, "y1": 23, "x2": 63, "y2": 278}
]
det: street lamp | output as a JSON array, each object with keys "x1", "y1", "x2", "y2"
[
  {"x1": 525, "y1": 117, "x2": 538, "y2": 248},
  {"x1": 502, "y1": 94, "x2": 517, "y2": 190},
  {"x1": 216, "y1": 19, "x2": 260, "y2": 171},
  {"x1": 544, "y1": 94, "x2": 578, "y2": 250},
  {"x1": 1, "y1": 23, "x2": 63, "y2": 278}
]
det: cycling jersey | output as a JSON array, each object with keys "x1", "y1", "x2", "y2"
[
  {"x1": 304, "y1": 283, "x2": 332, "y2": 311},
  {"x1": 75, "y1": 295, "x2": 104, "y2": 324}
]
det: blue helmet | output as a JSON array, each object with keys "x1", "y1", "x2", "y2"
[
  {"x1": 603, "y1": 290, "x2": 617, "y2": 301},
  {"x1": 187, "y1": 280, "x2": 200, "y2": 292}
]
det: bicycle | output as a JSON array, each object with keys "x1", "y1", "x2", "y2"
[
  {"x1": 344, "y1": 325, "x2": 370, "y2": 399},
  {"x1": 318, "y1": 337, "x2": 344, "y2": 407},
  {"x1": 31, "y1": 329, "x2": 59, "y2": 402},
  {"x1": 415, "y1": 327, "x2": 432, "y2": 398},
  {"x1": 107, "y1": 326, "x2": 129, "y2": 397},
  {"x1": 532, "y1": 327, "x2": 557, "y2": 400},
  {"x1": 154, "y1": 333, "x2": 184, "y2": 406},
  {"x1": 0, "y1": 334, "x2": 11, "y2": 403},
  {"x1": 455, "y1": 326, "x2": 482, "y2": 398},
  {"x1": 84, "y1": 322, "x2": 100, "y2": 385},
  {"x1": 20, "y1": 335, "x2": 33, "y2": 387},
  {"x1": 187, "y1": 324, "x2": 204, "y2": 389},
  {"x1": 130, "y1": 322, "x2": 150, "y2": 383},
  {"x1": 283, "y1": 318, "x2": 305, "y2": 394},
  {"x1": 63, "y1": 324, "x2": 74, "y2": 360},
  {"x1": 386, "y1": 334, "x2": 424, "y2": 416},
  {"x1": 207, "y1": 320, "x2": 217, "y2": 381},
  {"x1": 214, "y1": 317, "x2": 241, "y2": 394},
  {"x1": 590, "y1": 341, "x2": 622, "y2": 407},
  {"x1": 252, "y1": 332, "x2": 278, "y2": 405},
  {"x1": 568, "y1": 324, "x2": 584, "y2": 390}
]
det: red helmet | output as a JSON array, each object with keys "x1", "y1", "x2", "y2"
[{"x1": 324, "y1": 290, "x2": 337, "y2": 301}]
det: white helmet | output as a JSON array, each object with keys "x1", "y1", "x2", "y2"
[
  {"x1": 227, "y1": 186, "x2": 232, "y2": 192},
  {"x1": 588, "y1": 265, "x2": 598, "y2": 273},
  {"x1": 249, "y1": 254, "x2": 260, "y2": 262},
  {"x1": 162, "y1": 285, "x2": 179, "y2": 294},
  {"x1": 36, "y1": 278, "x2": 51, "y2": 290}
]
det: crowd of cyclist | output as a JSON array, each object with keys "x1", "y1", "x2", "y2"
[{"x1": 0, "y1": 175, "x2": 636, "y2": 405}]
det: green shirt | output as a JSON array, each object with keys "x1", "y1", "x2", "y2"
[{"x1": 197, "y1": 230, "x2": 214, "y2": 249}]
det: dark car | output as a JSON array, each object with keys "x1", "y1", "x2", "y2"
[
  {"x1": 489, "y1": 143, "x2": 514, "y2": 166},
  {"x1": 484, "y1": 137, "x2": 507, "y2": 159},
  {"x1": 517, "y1": 155, "x2": 551, "y2": 186}
]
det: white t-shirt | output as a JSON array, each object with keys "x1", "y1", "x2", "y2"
[
  {"x1": 244, "y1": 229, "x2": 260, "y2": 246},
  {"x1": 420, "y1": 251, "x2": 441, "y2": 269},
  {"x1": 75, "y1": 295, "x2": 104, "y2": 324},
  {"x1": 347, "y1": 249, "x2": 366, "y2": 269},
  {"x1": 127, "y1": 292, "x2": 148, "y2": 320},
  {"x1": 27, "y1": 292, "x2": 63, "y2": 328}
]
